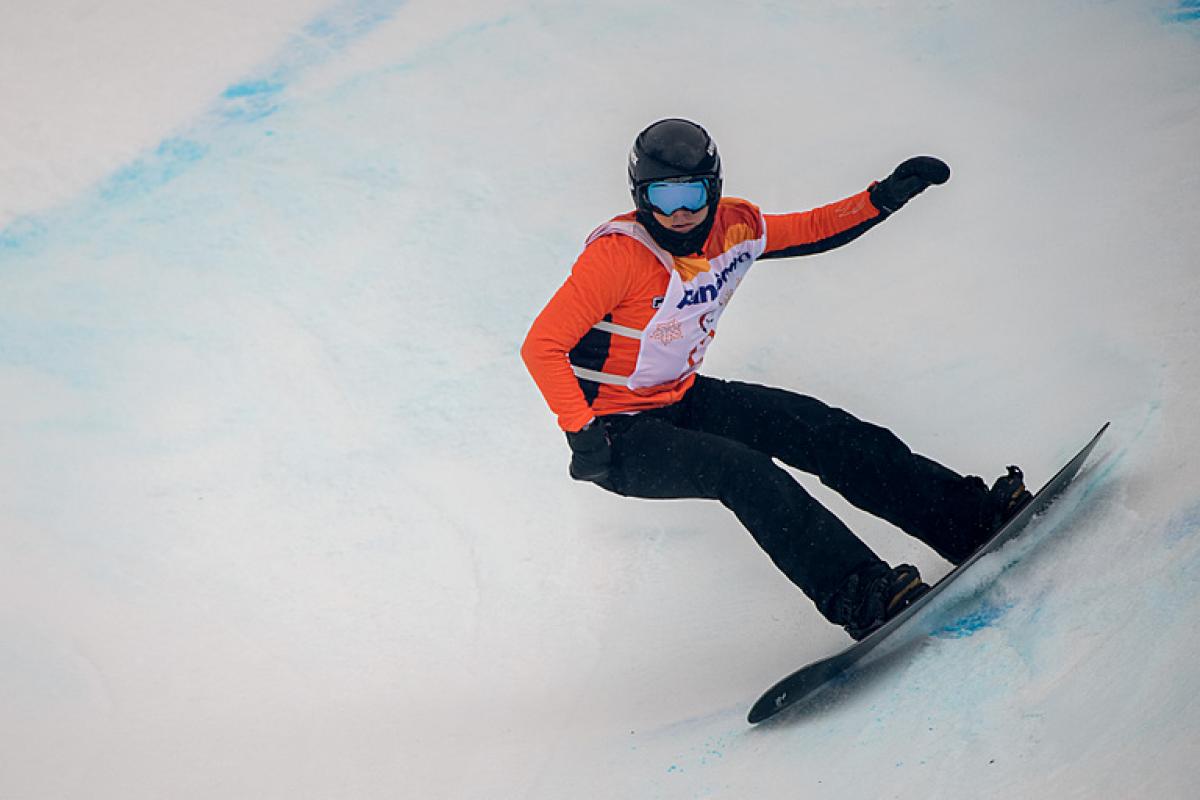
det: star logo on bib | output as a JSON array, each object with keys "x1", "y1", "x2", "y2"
[{"x1": 649, "y1": 319, "x2": 684, "y2": 345}]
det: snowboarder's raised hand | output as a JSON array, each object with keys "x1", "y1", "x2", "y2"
[
  {"x1": 566, "y1": 419, "x2": 612, "y2": 483},
  {"x1": 869, "y1": 156, "x2": 951, "y2": 214}
]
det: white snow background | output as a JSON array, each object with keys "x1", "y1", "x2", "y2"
[{"x1": 2, "y1": 0, "x2": 1199, "y2": 797}]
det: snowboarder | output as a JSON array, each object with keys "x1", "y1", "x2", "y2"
[{"x1": 520, "y1": 118, "x2": 1031, "y2": 640}]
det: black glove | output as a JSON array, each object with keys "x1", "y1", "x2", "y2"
[
  {"x1": 869, "y1": 156, "x2": 951, "y2": 214},
  {"x1": 565, "y1": 418, "x2": 611, "y2": 483}
]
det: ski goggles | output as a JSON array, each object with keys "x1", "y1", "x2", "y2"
[{"x1": 644, "y1": 179, "x2": 710, "y2": 215}]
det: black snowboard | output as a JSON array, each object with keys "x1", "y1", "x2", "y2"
[{"x1": 747, "y1": 423, "x2": 1109, "y2": 725}]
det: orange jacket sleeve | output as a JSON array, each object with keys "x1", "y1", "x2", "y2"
[
  {"x1": 761, "y1": 188, "x2": 885, "y2": 259},
  {"x1": 521, "y1": 235, "x2": 636, "y2": 432}
]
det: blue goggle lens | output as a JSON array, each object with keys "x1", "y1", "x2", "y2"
[{"x1": 645, "y1": 180, "x2": 709, "y2": 215}]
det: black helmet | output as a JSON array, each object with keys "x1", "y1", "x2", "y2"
[
  {"x1": 628, "y1": 118, "x2": 723, "y2": 193},
  {"x1": 628, "y1": 118, "x2": 723, "y2": 256}
]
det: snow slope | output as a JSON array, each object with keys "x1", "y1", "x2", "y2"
[{"x1": 2, "y1": 1, "x2": 1199, "y2": 797}]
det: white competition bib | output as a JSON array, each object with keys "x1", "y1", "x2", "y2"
[{"x1": 575, "y1": 219, "x2": 767, "y2": 390}]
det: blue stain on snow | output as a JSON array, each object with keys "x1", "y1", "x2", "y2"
[
  {"x1": 0, "y1": 0, "x2": 407, "y2": 245},
  {"x1": 222, "y1": 79, "x2": 284, "y2": 99},
  {"x1": 212, "y1": 0, "x2": 407, "y2": 124},
  {"x1": 219, "y1": 80, "x2": 286, "y2": 122},
  {"x1": 302, "y1": 0, "x2": 401, "y2": 46},
  {"x1": 934, "y1": 600, "x2": 1013, "y2": 639},
  {"x1": 0, "y1": 217, "x2": 47, "y2": 251},
  {"x1": 1168, "y1": 0, "x2": 1200, "y2": 22},
  {"x1": 207, "y1": 0, "x2": 409, "y2": 137},
  {"x1": 1164, "y1": 501, "x2": 1200, "y2": 546},
  {"x1": 99, "y1": 137, "x2": 208, "y2": 202}
]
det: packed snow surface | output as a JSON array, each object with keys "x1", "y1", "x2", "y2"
[{"x1": 2, "y1": 1, "x2": 1199, "y2": 798}]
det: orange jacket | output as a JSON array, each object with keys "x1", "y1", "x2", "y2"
[{"x1": 521, "y1": 190, "x2": 884, "y2": 432}]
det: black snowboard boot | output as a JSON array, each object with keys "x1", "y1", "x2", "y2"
[
  {"x1": 942, "y1": 466, "x2": 1034, "y2": 567},
  {"x1": 823, "y1": 563, "x2": 932, "y2": 641},
  {"x1": 989, "y1": 466, "x2": 1033, "y2": 532}
]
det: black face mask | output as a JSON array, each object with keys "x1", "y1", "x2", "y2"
[{"x1": 635, "y1": 202, "x2": 719, "y2": 257}]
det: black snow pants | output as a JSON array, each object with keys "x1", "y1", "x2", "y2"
[{"x1": 594, "y1": 375, "x2": 994, "y2": 621}]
